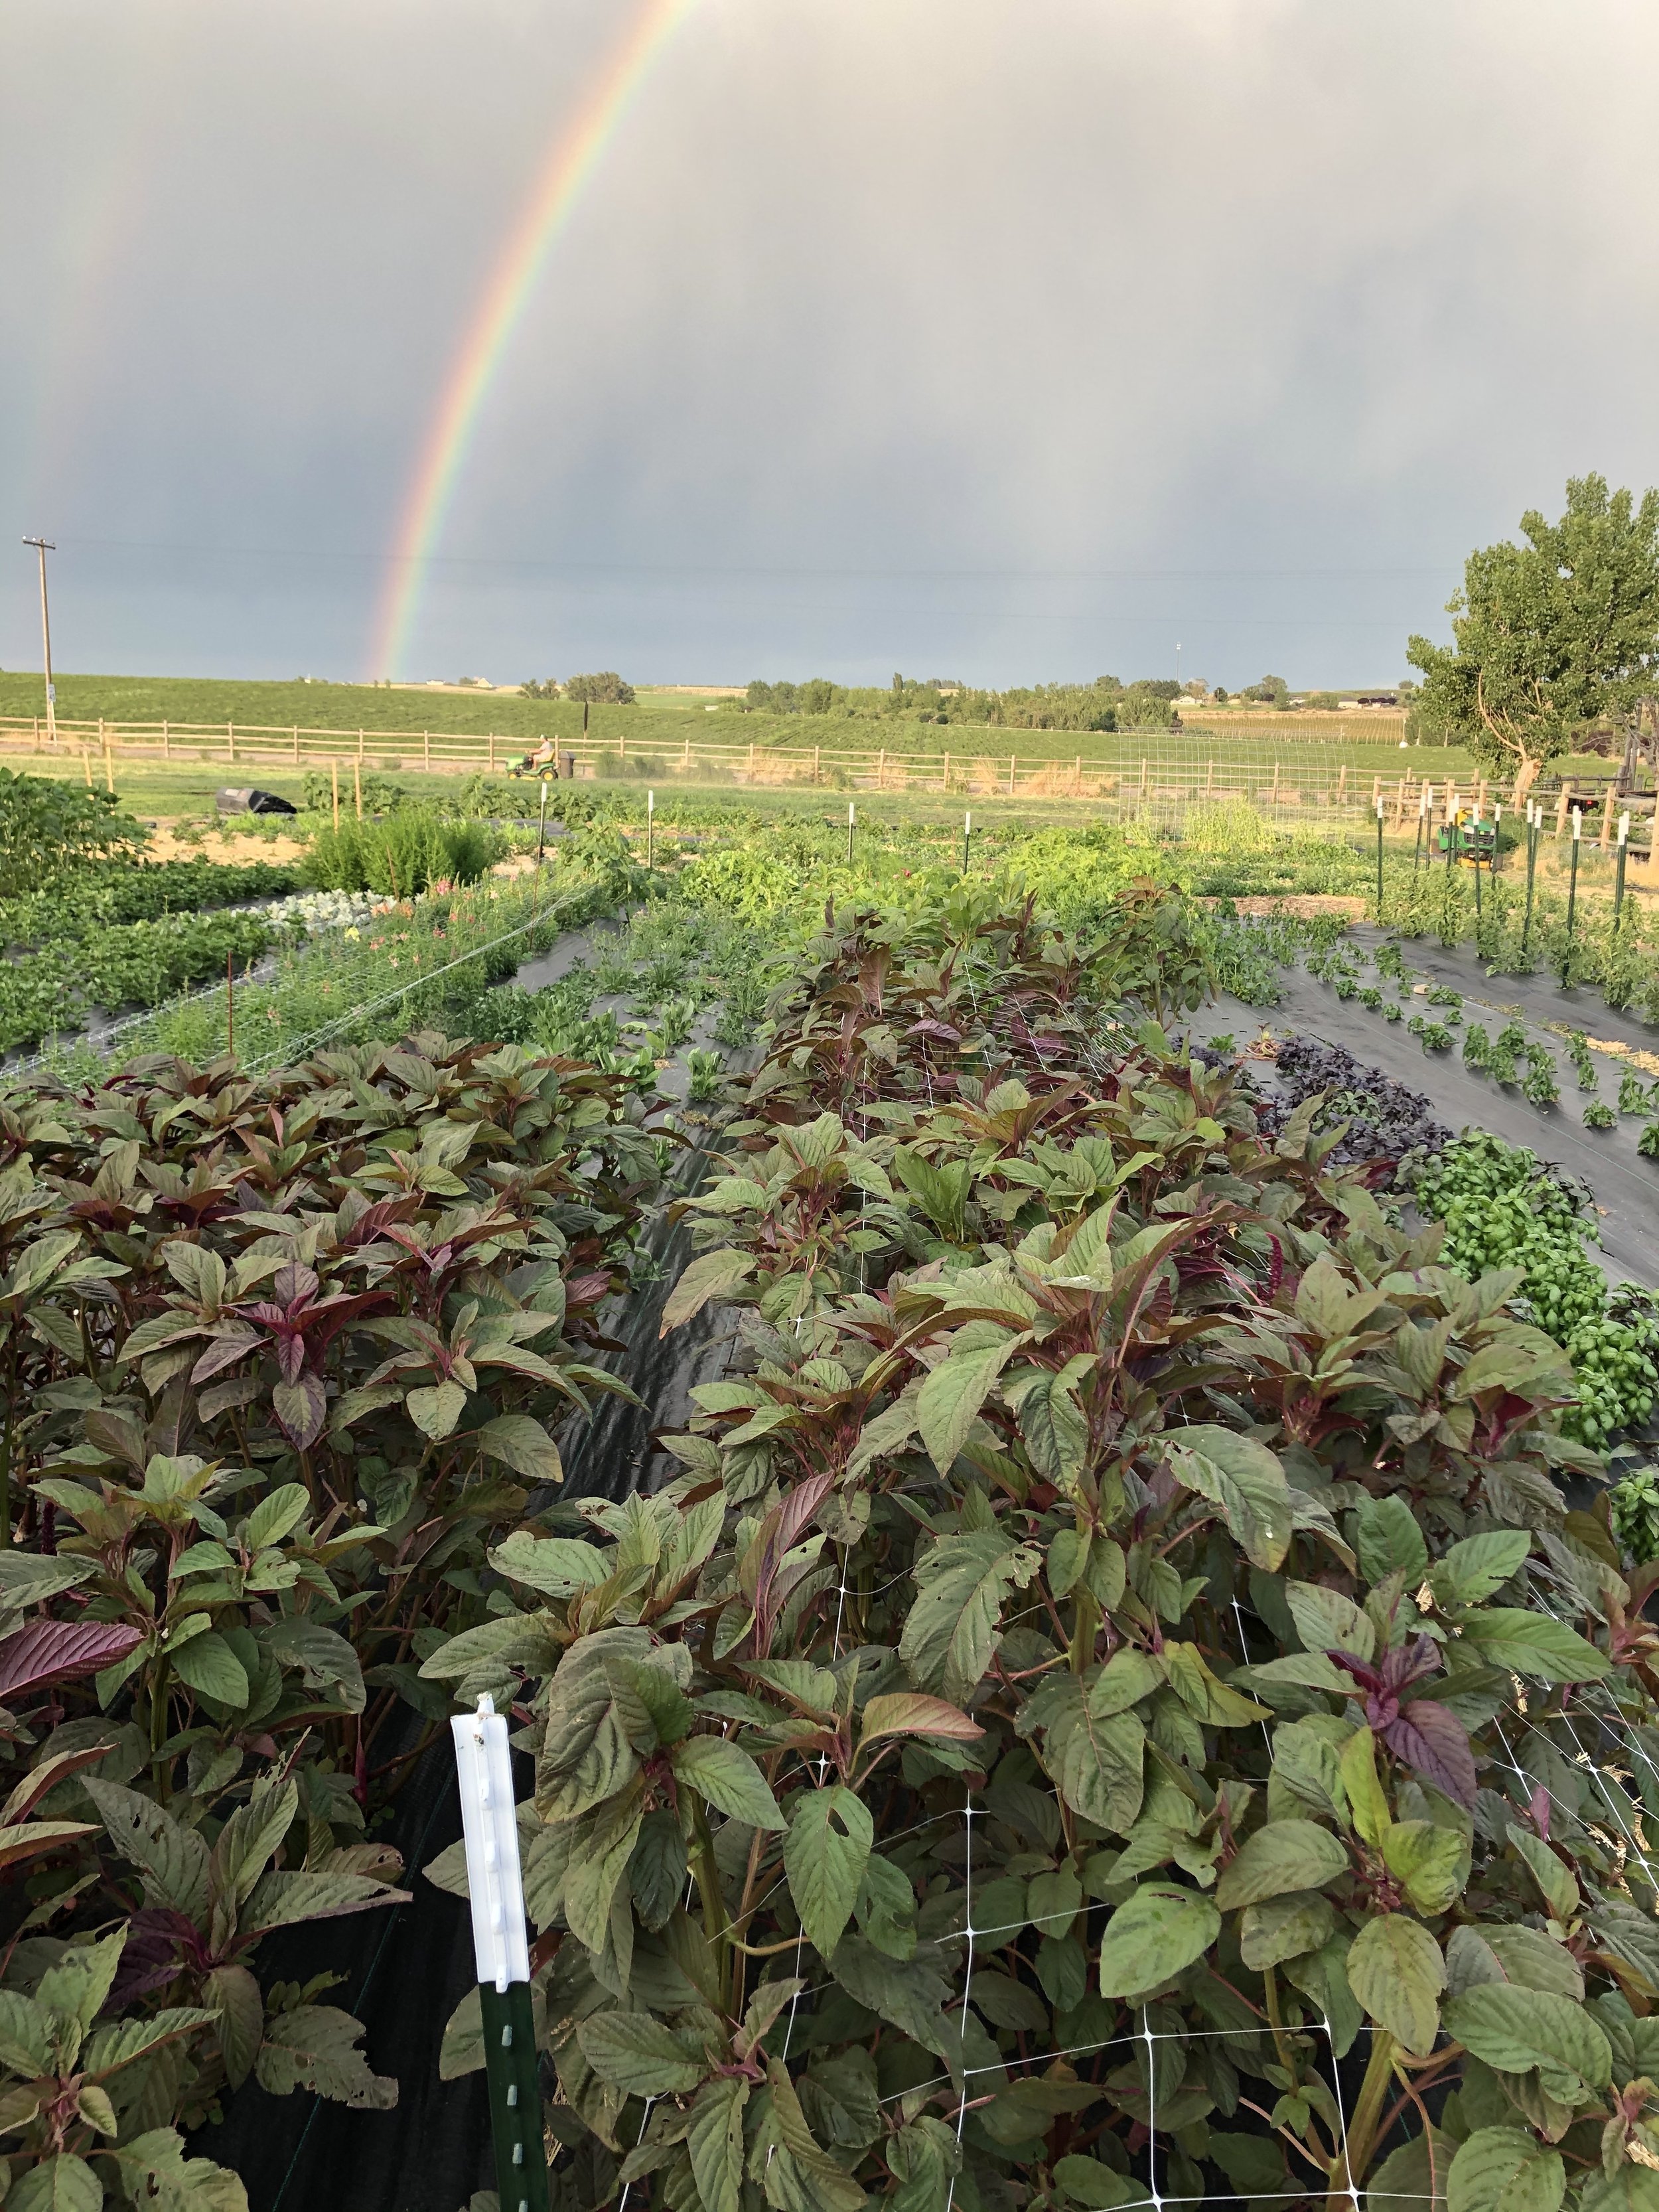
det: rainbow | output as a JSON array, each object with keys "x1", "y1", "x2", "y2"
[{"x1": 367, "y1": 0, "x2": 698, "y2": 681}]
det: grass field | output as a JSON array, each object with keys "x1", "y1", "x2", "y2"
[{"x1": 0, "y1": 668, "x2": 1459, "y2": 767}]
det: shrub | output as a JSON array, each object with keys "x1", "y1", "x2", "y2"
[
  {"x1": 1585, "y1": 1098, "x2": 1617, "y2": 1128},
  {"x1": 0, "y1": 769, "x2": 148, "y2": 891},
  {"x1": 302, "y1": 811, "x2": 500, "y2": 897}
]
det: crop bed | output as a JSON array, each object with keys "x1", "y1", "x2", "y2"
[{"x1": 0, "y1": 856, "x2": 1658, "y2": 2212}]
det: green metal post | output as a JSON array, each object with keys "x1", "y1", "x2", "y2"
[
  {"x1": 962, "y1": 809, "x2": 972, "y2": 875},
  {"x1": 1375, "y1": 798, "x2": 1384, "y2": 919},
  {"x1": 479, "y1": 1983, "x2": 549, "y2": 2212},
  {"x1": 1563, "y1": 813, "x2": 1581, "y2": 985},
  {"x1": 646, "y1": 788, "x2": 654, "y2": 871},
  {"x1": 1413, "y1": 786, "x2": 1427, "y2": 872},
  {"x1": 536, "y1": 782, "x2": 547, "y2": 869},
  {"x1": 847, "y1": 801, "x2": 855, "y2": 865},
  {"x1": 1615, "y1": 811, "x2": 1630, "y2": 928},
  {"x1": 1522, "y1": 802, "x2": 1538, "y2": 953}
]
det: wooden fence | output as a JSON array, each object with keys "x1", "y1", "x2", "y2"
[{"x1": 0, "y1": 714, "x2": 1651, "y2": 855}]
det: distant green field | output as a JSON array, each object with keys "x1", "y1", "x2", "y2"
[{"x1": 0, "y1": 672, "x2": 1451, "y2": 769}]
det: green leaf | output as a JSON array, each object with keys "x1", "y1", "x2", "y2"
[
  {"x1": 1166, "y1": 1424, "x2": 1293, "y2": 1570},
  {"x1": 1581, "y1": 2170, "x2": 1659, "y2": 2212},
  {"x1": 488, "y1": 1530, "x2": 609, "y2": 1597},
  {"x1": 84, "y1": 1778, "x2": 211, "y2": 1919},
  {"x1": 1380, "y1": 1821, "x2": 1469, "y2": 1917},
  {"x1": 1284, "y1": 1580, "x2": 1374, "y2": 1662},
  {"x1": 0, "y1": 1990, "x2": 57, "y2": 2076},
  {"x1": 1051, "y1": 2152, "x2": 1140, "y2": 2208},
  {"x1": 6, "y1": 2154, "x2": 103, "y2": 2212},
  {"x1": 1346, "y1": 1914, "x2": 1444, "y2": 2056},
  {"x1": 202, "y1": 1962, "x2": 263, "y2": 2091},
  {"x1": 1355, "y1": 1494, "x2": 1429, "y2": 1585},
  {"x1": 1019, "y1": 1372, "x2": 1088, "y2": 1490},
  {"x1": 1435, "y1": 1530, "x2": 1531, "y2": 1607},
  {"x1": 1456, "y1": 1609, "x2": 1609, "y2": 1682},
  {"x1": 785, "y1": 1788, "x2": 873, "y2": 1958},
  {"x1": 1096, "y1": 1883, "x2": 1220, "y2": 1998},
  {"x1": 1215, "y1": 1820, "x2": 1348, "y2": 1911},
  {"x1": 36, "y1": 1929, "x2": 125, "y2": 2032},
  {"x1": 659, "y1": 1248, "x2": 755, "y2": 1335},
  {"x1": 1508, "y1": 1828, "x2": 1579, "y2": 1921},
  {"x1": 1338, "y1": 1728, "x2": 1393, "y2": 1847},
  {"x1": 827, "y1": 1933, "x2": 957, "y2": 2064},
  {"x1": 1446, "y1": 2128, "x2": 1564, "y2": 2212},
  {"x1": 0, "y1": 1554, "x2": 94, "y2": 1608},
  {"x1": 1046, "y1": 1527, "x2": 1089, "y2": 1597},
  {"x1": 476, "y1": 1415, "x2": 563, "y2": 1487},
  {"x1": 899, "y1": 1530, "x2": 1040, "y2": 1705},
  {"x1": 253, "y1": 2004, "x2": 397, "y2": 2108},
  {"x1": 1441, "y1": 1984, "x2": 1611, "y2": 2104},
  {"x1": 535, "y1": 1625, "x2": 650, "y2": 1824},
  {"x1": 916, "y1": 1342, "x2": 1016, "y2": 1475},
  {"x1": 858, "y1": 1692, "x2": 983, "y2": 1749},
  {"x1": 1239, "y1": 1890, "x2": 1336, "y2": 1970},
  {"x1": 672, "y1": 1735, "x2": 785, "y2": 1830},
  {"x1": 406, "y1": 1382, "x2": 467, "y2": 1440},
  {"x1": 684, "y1": 2075, "x2": 749, "y2": 2212},
  {"x1": 1040, "y1": 1676, "x2": 1145, "y2": 1836},
  {"x1": 575, "y1": 2011, "x2": 709, "y2": 2097},
  {"x1": 260, "y1": 1619, "x2": 367, "y2": 1714},
  {"x1": 244, "y1": 1483, "x2": 309, "y2": 1553},
  {"x1": 168, "y1": 1633, "x2": 250, "y2": 1710},
  {"x1": 1088, "y1": 1646, "x2": 1165, "y2": 1719},
  {"x1": 240, "y1": 1870, "x2": 406, "y2": 1937}
]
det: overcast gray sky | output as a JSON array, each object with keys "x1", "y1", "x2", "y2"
[{"x1": 4, "y1": 0, "x2": 1658, "y2": 693}]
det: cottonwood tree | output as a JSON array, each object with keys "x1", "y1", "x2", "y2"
[{"x1": 1408, "y1": 473, "x2": 1659, "y2": 798}]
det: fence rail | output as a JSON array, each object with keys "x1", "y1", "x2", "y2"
[{"x1": 0, "y1": 715, "x2": 1651, "y2": 854}]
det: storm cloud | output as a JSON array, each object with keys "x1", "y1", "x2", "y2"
[{"x1": 5, "y1": 0, "x2": 1658, "y2": 690}]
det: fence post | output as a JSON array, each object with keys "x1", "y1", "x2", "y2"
[
  {"x1": 332, "y1": 758, "x2": 340, "y2": 831},
  {"x1": 1206, "y1": 758, "x2": 1214, "y2": 795},
  {"x1": 358, "y1": 728, "x2": 366, "y2": 769},
  {"x1": 424, "y1": 731, "x2": 431, "y2": 771},
  {"x1": 943, "y1": 750, "x2": 951, "y2": 793},
  {"x1": 1008, "y1": 757, "x2": 1015, "y2": 796},
  {"x1": 102, "y1": 723, "x2": 113, "y2": 792},
  {"x1": 228, "y1": 721, "x2": 235, "y2": 763},
  {"x1": 683, "y1": 733, "x2": 690, "y2": 770},
  {"x1": 488, "y1": 731, "x2": 495, "y2": 772},
  {"x1": 163, "y1": 720, "x2": 170, "y2": 761},
  {"x1": 354, "y1": 757, "x2": 362, "y2": 820},
  {"x1": 1600, "y1": 786, "x2": 1615, "y2": 848},
  {"x1": 1336, "y1": 763, "x2": 1346, "y2": 802},
  {"x1": 1074, "y1": 754, "x2": 1082, "y2": 796}
]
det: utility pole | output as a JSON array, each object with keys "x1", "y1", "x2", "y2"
[{"x1": 22, "y1": 538, "x2": 56, "y2": 745}]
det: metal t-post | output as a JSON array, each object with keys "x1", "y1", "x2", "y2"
[
  {"x1": 1615, "y1": 810, "x2": 1630, "y2": 927},
  {"x1": 962, "y1": 809, "x2": 972, "y2": 875},
  {"x1": 1375, "y1": 796, "x2": 1384, "y2": 920},
  {"x1": 847, "y1": 801, "x2": 855, "y2": 865},
  {"x1": 1522, "y1": 802, "x2": 1538, "y2": 953},
  {"x1": 1413, "y1": 786, "x2": 1428, "y2": 871},
  {"x1": 536, "y1": 781, "x2": 547, "y2": 869},
  {"x1": 1472, "y1": 808, "x2": 1483, "y2": 937},
  {"x1": 453, "y1": 1696, "x2": 547, "y2": 2212},
  {"x1": 1563, "y1": 809, "x2": 1581, "y2": 986},
  {"x1": 646, "y1": 788, "x2": 654, "y2": 871}
]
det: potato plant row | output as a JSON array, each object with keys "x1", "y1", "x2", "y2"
[{"x1": 427, "y1": 881, "x2": 1659, "y2": 2212}]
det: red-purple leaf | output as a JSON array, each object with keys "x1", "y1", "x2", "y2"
[
  {"x1": 0, "y1": 1617, "x2": 143, "y2": 1702},
  {"x1": 1383, "y1": 1698, "x2": 1477, "y2": 1810}
]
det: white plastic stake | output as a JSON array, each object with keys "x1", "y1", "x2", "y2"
[
  {"x1": 452, "y1": 1694, "x2": 530, "y2": 1992},
  {"x1": 1619, "y1": 812, "x2": 1631, "y2": 846}
]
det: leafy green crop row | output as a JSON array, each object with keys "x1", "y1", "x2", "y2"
[{"x1": 1409, "y1": 1132, "x2": 1659, "y2": 1447}]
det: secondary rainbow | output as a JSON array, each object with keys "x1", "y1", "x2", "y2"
[{"x1": 368, "y1": 0, "x2": 697, "y2": 682}]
